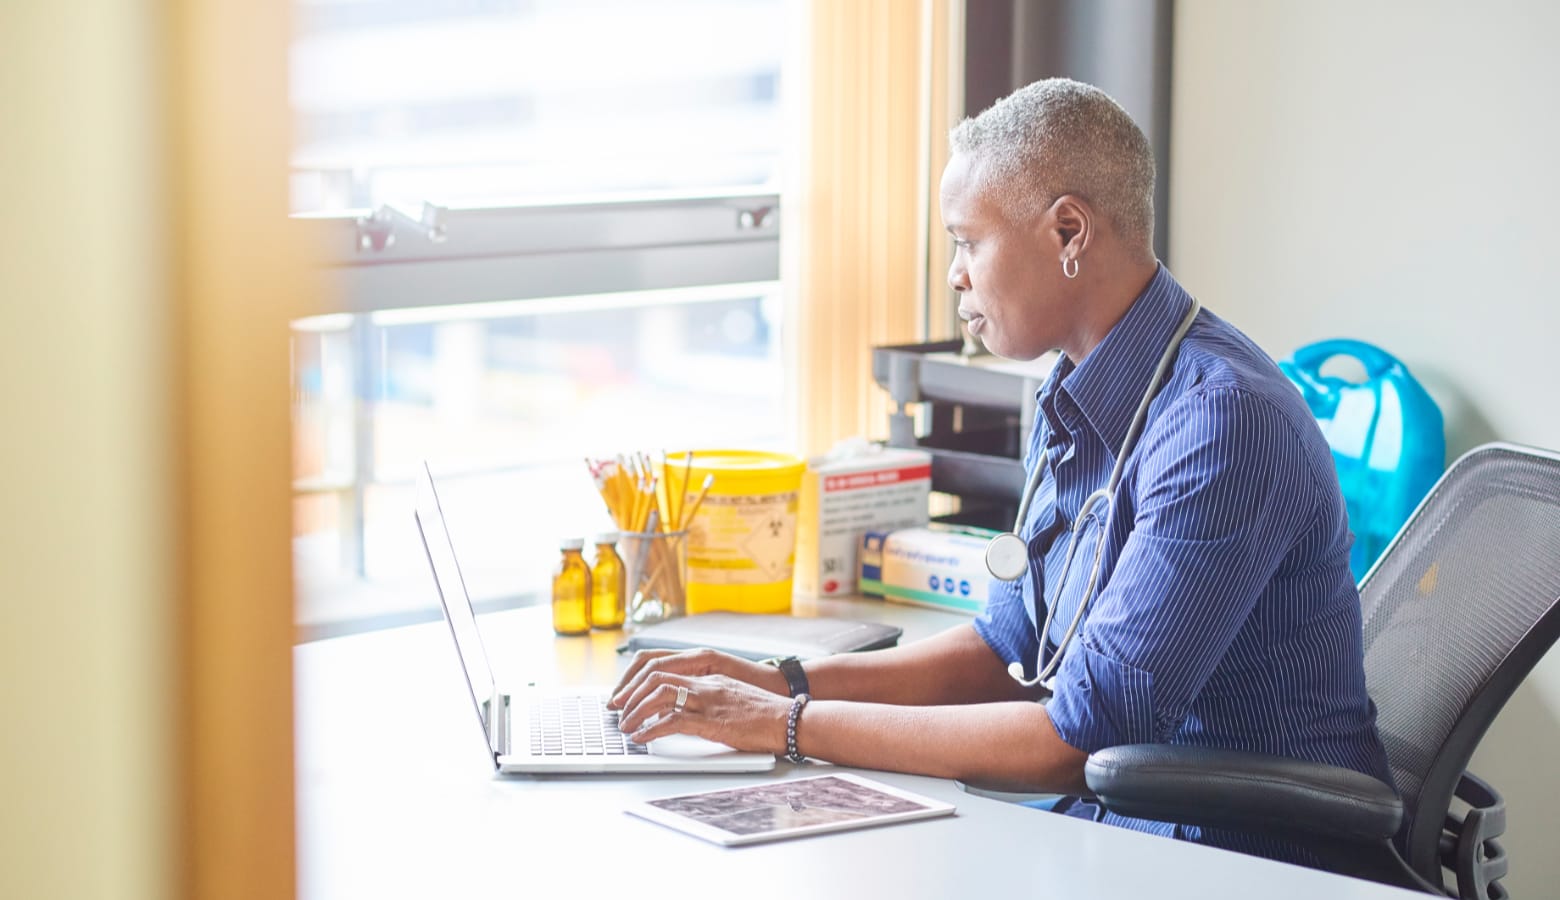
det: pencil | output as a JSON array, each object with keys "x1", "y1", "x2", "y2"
[
  {"x1": 678, "y1": 473, "x2": 715, "y2": 531},
  {"x1": 675, "y1": 450, "x2": 694, "y2": 534}
]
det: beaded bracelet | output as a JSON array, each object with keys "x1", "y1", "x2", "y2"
[{"x1": 784, "y1": 693, "x2": 811, "y2": 764}]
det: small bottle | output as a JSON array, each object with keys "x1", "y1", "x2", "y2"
[
  {"x1": 590, "y1": 532, "x2": 626, "y2": 630},
  {"x1": 551, "y1": 538, "x2": 592, "y2": 636}
]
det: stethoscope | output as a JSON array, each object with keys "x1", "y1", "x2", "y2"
[{"x1": 985, "y1": 297, "x2": 1202, "y2": 690}]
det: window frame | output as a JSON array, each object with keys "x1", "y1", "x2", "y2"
[
  {"x1": 296, "y1": 191, "x2": 781, "y2": 310},
  {"x1": 291, "y1": 191, "x2": 782, "y2": 588}
]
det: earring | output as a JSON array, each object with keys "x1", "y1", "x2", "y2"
[{"x1": 1062, "y1": 257, "x2": 1080, "y2": 279}]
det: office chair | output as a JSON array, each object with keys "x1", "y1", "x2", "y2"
[{"x1": 1084, "y1": 442, "x2": 1560, "y2": 899}]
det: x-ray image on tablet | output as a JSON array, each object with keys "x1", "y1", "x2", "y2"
[{"x1": 626, "y1": 773, "x2": 955, "y2": 846}]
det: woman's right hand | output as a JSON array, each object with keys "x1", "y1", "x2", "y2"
[{"x1": 607, "y1": 648, "x2": 788, "y2": 710}]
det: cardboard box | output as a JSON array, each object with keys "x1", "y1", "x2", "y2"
[
  {"x1": 858, "y1": 524, "x2": 1000, "y2": 614},
  {"x1": 792, "y1": 446, "x2": 931, "y2": 597}
]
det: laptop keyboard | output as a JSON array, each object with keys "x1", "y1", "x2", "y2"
[{"x1": 528, "y1": 694, "x2": 649, "y2": 757}]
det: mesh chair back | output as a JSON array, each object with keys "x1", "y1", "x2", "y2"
[{"x1": 1359, "y1": 443, "x2": 1560, "y2": 878}]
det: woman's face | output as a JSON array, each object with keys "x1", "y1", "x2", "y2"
[{"x1": 941, "y1": 152, "x2": 1073, "y2": 361}]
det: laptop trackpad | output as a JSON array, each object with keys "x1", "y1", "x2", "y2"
[{"x1": 647, "y1": 734, "x2": 742, "y2": 758}]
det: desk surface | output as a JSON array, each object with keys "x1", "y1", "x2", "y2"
[{"x1": 296, "y1": 597, "x2": 1417, "y2": 899}]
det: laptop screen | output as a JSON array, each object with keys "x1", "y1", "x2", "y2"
[{"x1": 414, "y1": 462, "x2": 499, "y2": 753}]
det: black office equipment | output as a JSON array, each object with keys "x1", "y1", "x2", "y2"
[
  {"x1": 871, "y1": 341, "x2": 1057, "y2": 530},
  {"x1": 1083, "y1": 442, "x2": 1560, "y2": 899}
]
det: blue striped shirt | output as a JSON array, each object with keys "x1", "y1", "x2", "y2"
[{"x1": 973, "y1": 264, "x2": 1393, "y2": 860}]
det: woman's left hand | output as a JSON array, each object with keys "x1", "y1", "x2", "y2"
[{"x1": 615, "y1": 670, "x2": 793, "y2": 754}]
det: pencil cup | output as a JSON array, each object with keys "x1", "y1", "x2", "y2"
[{"x1": 620, "y1": 530, "x2": 688, "y2": 628}]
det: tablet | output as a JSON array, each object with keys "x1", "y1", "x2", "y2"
[{"x1": 625, "y1": 773, "x2": 956, "y2": 846}]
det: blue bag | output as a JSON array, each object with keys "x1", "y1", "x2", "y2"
[{"x1": 1278, "y1": 339, "x2": 1445, "y2": 582}]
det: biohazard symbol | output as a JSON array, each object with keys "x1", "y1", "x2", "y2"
[{"x1": 743, "y1": 515, "x2": 797, "y2": 580}]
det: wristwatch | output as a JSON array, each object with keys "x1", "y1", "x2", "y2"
[{"x1": 766, "y1": 655, "x2": 810, "y2": 698}]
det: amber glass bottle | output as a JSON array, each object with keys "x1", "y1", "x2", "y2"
[
  {"x1": 590, "y1": 532, "x2": 626, "y2": 630},
  {"x1": 551, "y1": 538, "x2": 592, "y2": 636}
]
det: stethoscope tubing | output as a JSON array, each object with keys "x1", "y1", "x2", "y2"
[{"x1": 989, "y1": 297, "x2": 1202, "y2": 689}]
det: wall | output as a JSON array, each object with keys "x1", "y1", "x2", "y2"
[
  {"x1": 1171, "y1": 2, "x2": 1560, "y2": 894},
  {"x1": 0, "y1": 2, "x2": 300, "y2": 898},
  {"x1": 0, "y1": 3, "x2": 174, "y2": 898},
  {"x1": 964, "y1": 0, "x2": 1175, "y2": 262}
]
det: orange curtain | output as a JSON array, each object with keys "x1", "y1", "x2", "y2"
[
  {"x1": 784, "y1": 0, "x2": 964, "y2": 457},
  {"x1": 170, "y1": 1, "x2": 303, "y2": 897}
]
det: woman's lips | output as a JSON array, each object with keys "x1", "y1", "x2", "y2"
[{"x1": 962, "y1": 313, "x2": 986, "y2": 335}]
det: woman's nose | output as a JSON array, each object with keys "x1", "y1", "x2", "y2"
[{"x1": 948, "y1": 260, "x2": 969, "y2": 293}]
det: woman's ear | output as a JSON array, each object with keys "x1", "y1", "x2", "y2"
[{"x1": 1050, "y1": 195, "x2": 1092, "y2": 261}]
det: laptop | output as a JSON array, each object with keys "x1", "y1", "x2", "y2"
[{"x1": 414, "y1": 462, "x2": 776, "y2": 775}]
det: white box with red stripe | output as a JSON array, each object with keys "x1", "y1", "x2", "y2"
[{"x1": 792, "y1": 446, "x2": 932, "y2": 598}]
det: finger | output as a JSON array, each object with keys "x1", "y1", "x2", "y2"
[
  {"x1": 609, "y1": 649, "x2": 688, "y2": 708},
  {"x1": 628, "y1": 688, "x2": 724, "y2": 746},
  {"x1": 608, "y1": 649, "x2": 679, "y2": 706},
  {"x1": 618, "y1": 667, "x2": 682, "y2": 720},
  {"x1": 610, "y1": 649, "x2": 704, "y2": 709},
  {"x1": 618, "y1": 680, "x2": 690, "y2": 735},
  {"x1": 610, "y1": 648, "x2": 711, "y2": 709},
  {"x1": 618, "y1": 681, "x2": 686, "y2": 736},
  {"x1": 627, "y1": 709, "x2": 688, "y2": 745}
]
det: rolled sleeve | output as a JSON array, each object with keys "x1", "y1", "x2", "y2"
[
  {"x1": 1044, "y1": 638, "x2": 1158, "y2": 751},
  {"x1": 1043, "y1": 387, "x2": 1319, "y2": 751},
  {"x1": 973, "y1": 570, "x2": 1039, "y2": 673}
]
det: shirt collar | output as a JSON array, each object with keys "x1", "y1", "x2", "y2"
[{"x1": 1058, "y1": 264, "x2": 1196, "y2": 456}]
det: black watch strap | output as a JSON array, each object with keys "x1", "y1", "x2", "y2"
[{"x1": 769, "y1": 655, "x2": 810, "y2": 698}]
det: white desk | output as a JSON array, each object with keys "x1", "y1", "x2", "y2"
[{"x1": 295, "y1": 597, "x2": 1419, "y2": 899}]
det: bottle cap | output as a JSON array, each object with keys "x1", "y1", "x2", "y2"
[
  {"x1": 559, "y1": 537, "x2": 584, "y2": 551},
  {"x1": 592, "y1": 531, "x2": 620, "y2": 545}
]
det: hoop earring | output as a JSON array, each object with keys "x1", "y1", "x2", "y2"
[{"x1": 1062, "y1": 257, "x2": 1080, "y2": 279}]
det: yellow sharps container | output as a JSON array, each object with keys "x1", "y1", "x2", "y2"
[{"x1": 666, "y1": 450, "x2": 806, "y2": 614}]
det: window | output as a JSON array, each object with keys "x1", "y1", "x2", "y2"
[
  {"x1": 290, "y1": 0, "x2": 789, "y2": 636},
  {"x1": 290, "y1": 0, "x2": 785, "y2": 213}
]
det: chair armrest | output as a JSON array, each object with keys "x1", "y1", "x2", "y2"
[{"x1": 1084, "y1": 744, "x2": 1402, "y2": 843}]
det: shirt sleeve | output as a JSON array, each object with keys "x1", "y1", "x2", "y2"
[
  {"x1": 1044, "y1": 386, "x2": 1322, "y2": 753},
  {"x1": 973, "y1": 567, "x2": 1038, "y2": 671}
]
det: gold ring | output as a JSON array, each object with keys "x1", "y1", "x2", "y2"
[{"x1": 673, "y1": 685, "x2": 689, "y2": 713}]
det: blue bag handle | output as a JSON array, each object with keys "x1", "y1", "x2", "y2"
[
  {"x1": 1278, "y1": 339, "x2": 1403, "y2": 419},
  {"x1": 1291, "y1": 339, "x2": 1401, "y2": 380}
]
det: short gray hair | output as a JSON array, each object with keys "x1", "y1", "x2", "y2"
[{"x1": 950, "y1": 78, "x2": 1155, "y2": 251}]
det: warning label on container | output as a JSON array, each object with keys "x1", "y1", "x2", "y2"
[{"x1": 686, "y1": 491, "x2": 800, "y2": 585}]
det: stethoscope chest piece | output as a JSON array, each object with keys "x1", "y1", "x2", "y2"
[{"x1": 985, "y1": 532, "x2": 1029, "y2": 582}]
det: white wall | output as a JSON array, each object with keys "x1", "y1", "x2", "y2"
[
  {"x1": 0, "y1": 3, "x2": 174, "y2": 899},
  {"x1": 1172, "y1": 1, "x2": 1560, "y2": 894}
]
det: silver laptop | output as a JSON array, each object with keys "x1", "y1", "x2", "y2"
[{"x1": 414, "y1": 462, "x2": 776, "y2": 775}]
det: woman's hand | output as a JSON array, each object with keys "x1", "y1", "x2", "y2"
[
  {"x1": 608, "y1": 648, "x2": 787, "y2": 709},
  {"x1": 613, "y1": 670, "x2": 794, "y2": 752}
]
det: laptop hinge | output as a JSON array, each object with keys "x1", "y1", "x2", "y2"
[{"x1": 484, "y1": 691, "x2": 511, "y2": 757}]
